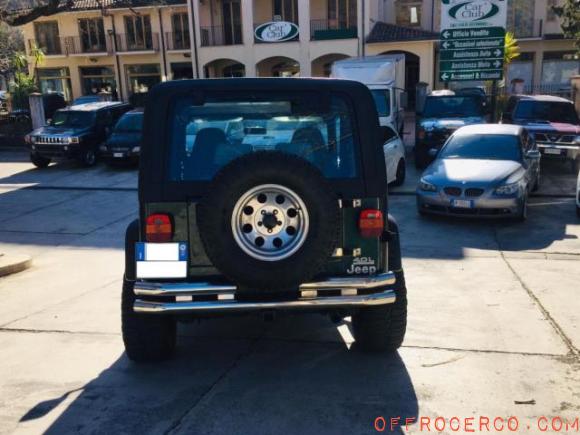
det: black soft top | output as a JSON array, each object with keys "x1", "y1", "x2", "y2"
[{"x1": 139, "y1": 78, "x2": 387, "y2": 202}]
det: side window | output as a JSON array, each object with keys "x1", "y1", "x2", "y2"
[{"x1": 382, "y1": 126, "x2": 397, "y2": 143}]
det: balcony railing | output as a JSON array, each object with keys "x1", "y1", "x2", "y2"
[
  {"x1": 165, "y1": 32, "x2": 191, "y2": 50},
  {"x1": 64, "y1": 36, "x2": 112, "y2": 54},
  {"x1": 115, "y1": 33, "x2": 159, "y2": 52},
  {"x1": 28, "y1": 38, "x2": 65, "y2": 55},
  {"x1": 200, "y1": 25, "x2": 243, "y2": 46},
  {"x1": 310, "y1": 19, "x2": 357, "y2": 40}
]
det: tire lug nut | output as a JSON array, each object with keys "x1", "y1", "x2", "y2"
[
  {"x1": 258, "y1": 222, "x2": 263, "y2": 226},
  {"x1": 277, "y1": 221, "x2": 282, "y2": 226},
  {"x1": 273, "y1": 210, "x2": 278, "y2": 215},
  {"x1": 268, "y1": 229, "x2": 272, "y2": 233}
]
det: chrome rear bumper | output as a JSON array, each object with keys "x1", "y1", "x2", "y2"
[{"x1": 133, "y1": 272, "x2": 396, "y2": 314}]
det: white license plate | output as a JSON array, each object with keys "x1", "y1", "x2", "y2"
[
  {"x1": 113, "y1": 152, "x2": 124, "y2": 158},
  {"x1": 451, "y1": 199, "x2": 473, "y2": 209},
  {"x1": 136, "y1": 242, "x2": 188, "y2": 278},
  {"x1": 543, "y1": 148, "x2": 561, "y2": 155}
]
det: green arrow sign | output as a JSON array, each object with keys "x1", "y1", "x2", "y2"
[
  {"x1": 440, "y1": 59, "x2": 504, "y2": 72},
  {"x1": 440, "y1": 26, "x2": 505, "y2": 40},
  {"x1": 440, "y1": 48, "x2": 504, "y2": 61},
  {"x1": 440, "y1": 70, "x2": 503, "y2": 82},
  {"x1": 440, "y1": 37, "x2": 505, "y2": 50}
]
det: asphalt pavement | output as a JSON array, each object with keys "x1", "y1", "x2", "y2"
[{"x1": 0, "y1": 150, "x2": 579, "y2": 434}]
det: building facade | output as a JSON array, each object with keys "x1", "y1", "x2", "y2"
[
  {"x1": 19, "y1": 0, "x2": 578, "y2": 103},
  {"x1": 19, "y1": 0, "x2": 192, "y2": 102}
]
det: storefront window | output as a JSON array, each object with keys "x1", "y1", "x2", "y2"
[
  {"x1": 80, "y1": 66, "x2": 117, "y2": 99},
  {"x1": 541, "y1": 52, "x2": 580, "y2": 85},
  {"x1": 171, "y1": 62, "x2": 193, "y2": 80},
  {"x1": 507, "y1": 52, "x2": 534, "y2": 90},
  {"x1": 37, "y1": 67, "x2": 72, "y2": 101},
  {"x1": 126, "y1": 64, "x2": 161, "y2": 94}
]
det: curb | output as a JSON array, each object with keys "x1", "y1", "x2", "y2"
[{"x1": 0, "y1": 254, "x2": 32, "y2": 278}]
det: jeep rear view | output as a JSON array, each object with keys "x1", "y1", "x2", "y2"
[{"x1": 122, "y1": 78, "x2": 407, "y2": 362}]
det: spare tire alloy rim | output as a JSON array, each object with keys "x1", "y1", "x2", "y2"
[{"x1": 231, "y1": 184, "x2": 309, "y2": 261}]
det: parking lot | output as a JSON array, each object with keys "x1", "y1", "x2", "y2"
[{"x1": 0, "y1": 150, "x2": 579, "y2": 434}]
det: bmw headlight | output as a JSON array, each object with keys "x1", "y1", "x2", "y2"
[
  {"x1": 574, "y1": 135, "x2": 580, "y2": 144},
  {"x1": 68, "y1": 137, "x2": 80, "y2": 144},
  {"x1": 419, "y1": 178, "x2": 437, "y2": 192},
  {"x1": 131, "y1": 146, "x2": 140, "y2": 153},
  {"x1": 494, "y1": 183, "x2": 519, "y2": 196},
  {"x1": 99, "y1": 145, "x2": 107, "y2": 152}
]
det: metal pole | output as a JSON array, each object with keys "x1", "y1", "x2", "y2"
[{"x1": 490, "y1": 80, "x2": 498, "y2": 123}]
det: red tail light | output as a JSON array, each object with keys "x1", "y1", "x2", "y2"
[
  {"x1": 146, "y1": 213, "x2": 173, "y2": 242},
  {"x1": 359, "y1": 209, "x2": 384, "y2": 238}
]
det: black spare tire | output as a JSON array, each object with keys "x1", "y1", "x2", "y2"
[{"x1": 197, "y1": 152, "x2": 340, "y2": 291}]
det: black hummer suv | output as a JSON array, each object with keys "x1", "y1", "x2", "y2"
[
  {"x1": 123, "y1": 78, "x2": 407, "y2": 362},
  {"x1": 26, "y1": 101, "x2": 131, "y2": 168}
]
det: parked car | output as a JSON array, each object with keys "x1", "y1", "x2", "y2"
[
  {"x1": 72, "y1": 95, "x2": 101, "y2": 106},
  {"x1": 501, "y1": 95, "x2": 580, "y2": 172},
  {"x1": 100, "y1": 109, "x2": 143, "y2": 164},
  {"x1": 122, "y1": 78, "x2": 407, "y2": 362},
  {"x1": 417, "y1": 124, "x2": 540, "y2": 221},
  {"x1": 415, "y1": 94, "x2": 487, "y2": 169},
  {"x1": 25, "y1": 101, "x2": 132, "y2": 168},
  {"x1": 381, "y1": 125, "x2": 406, "y2": 186},
  {"x1": 10, "y1": 93, "x2": 66, "y2": 122}
]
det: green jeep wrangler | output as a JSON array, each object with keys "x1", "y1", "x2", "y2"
[{"x1": 122, "y1": 78, "x2": 407, "y2": 362}]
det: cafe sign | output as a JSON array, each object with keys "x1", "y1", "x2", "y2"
[{"x1": 255, "y1": 21, "x2": 299, "y2": 42}]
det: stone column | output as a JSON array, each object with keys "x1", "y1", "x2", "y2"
[{"x1": 28, "y1": 93, "x2": 45, "y2": 129}]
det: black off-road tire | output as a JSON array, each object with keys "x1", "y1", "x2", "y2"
[
  {"x1": 197, "y1": 152, "x2": 340, "y2": 291},
  {"x1": 391, "y1": 159, "x2": 406, "y2": 187},
  {"x1": 79, "y1": 148, "x2": 97, "y2": 167},
  {"x1": 121, "y1": 278, "x2": 176, "y2": 362},
  {"x1": 352, "y1": 273, "x2": 407, "y2": 352},
  {"x1": 30, "y1": 152, "x2": 51, "y2": 168}
]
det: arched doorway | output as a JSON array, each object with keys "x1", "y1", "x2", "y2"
[
  {"x1": 204, "y1": 59, "x2": 246, "y2": 78},
  {"x1": 311, "y1": 53, "x2": 350, "y2": 77},
  {"x1": 381, "y1": 50, "x2": 420, "y2": 109},
  {"x1": 256, "y1": 56, "x2": 300, "y2": 77}
]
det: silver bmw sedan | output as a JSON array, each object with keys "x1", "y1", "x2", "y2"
[{"x1": 416, "y1": 124, "x2": 540, "y2": 221}]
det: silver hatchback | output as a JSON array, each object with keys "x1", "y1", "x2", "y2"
[{"x1": 416, "y1": 124, "x2": 540, "y2": 221}]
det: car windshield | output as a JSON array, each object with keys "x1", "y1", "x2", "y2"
[
  {"x1": 168, "y1": 94, "x2": 359, "y2": 181},
  {"x1": 114, "y1": 113, "x2": 143, "y2": 133},
  {"x1": 50, "y1": 111, "x2": 95, "y2": 128},
  {"x1": 370, "y1": 90, "x2": 391, "y2": 117},
  {"x1": 513, "y1": 100, "x2": 579, "y2": 124},
  {"x1": 422, "y1": 96, "x2": 483, "y2": 118},
  {"x1": 439, "y1": 134, "x2": 521, "y2": 161}
]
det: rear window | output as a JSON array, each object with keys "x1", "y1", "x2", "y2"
[
  {"x1": 168, "y1": 94, "x2": 359, "y2": 181},
  {"x1": 422, "y1": 97, "x2": 483, "y2": 118},
  {"x1": 440, "y1": 134, "x2": 521, "y2": 161},
  {"x1": 115, "y1": 113, "x2": 143, "y2": 132},
  {"x1": 513, "y1": 100, "x2": 579, "y2": 124}
]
